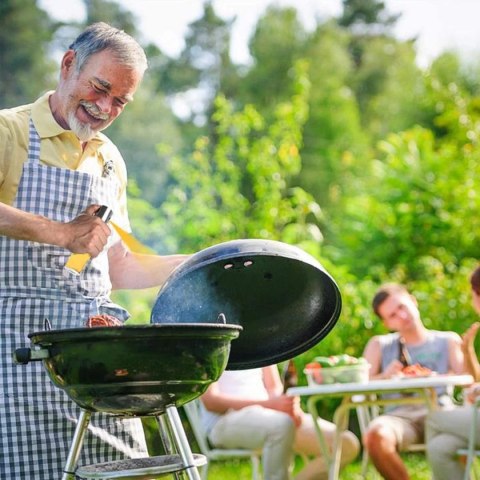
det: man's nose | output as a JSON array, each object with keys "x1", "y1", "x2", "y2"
[{"x1": 96, "y1": 96, "x2": 113, "y2": 113}]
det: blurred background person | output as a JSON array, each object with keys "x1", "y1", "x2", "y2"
[
  {"x1": 426, "y1": 265, "x2": 480, "y2": 479},
  {"x1": 362, "y1": 283, "x2": 464, "y2": 480},
  {"x1": 200, "y1": 364, "x2": 360, "y2": 480}
]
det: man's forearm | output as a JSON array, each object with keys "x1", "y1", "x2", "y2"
[
  {"x1": 0, "y1": 202, "x2": 111, "y2": 256},
  {"x1": 0, "y1": 202, "x2": 60, "y2": 244}
]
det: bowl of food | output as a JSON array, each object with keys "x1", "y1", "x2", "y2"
[{"x1": 304, "y1": 354, "x2": 370, "y2": 385}]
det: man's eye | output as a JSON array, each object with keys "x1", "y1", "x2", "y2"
[{"x1": 92, "y1": 84, "x2": 106, "y2": 94}]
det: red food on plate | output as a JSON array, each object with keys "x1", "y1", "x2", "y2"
[
  {"x1": 401, "y1": 364, "x2": 432, "y2": 377},
  {"x1": 85, "y1": 314, "x2": 123, "y2": 328}
]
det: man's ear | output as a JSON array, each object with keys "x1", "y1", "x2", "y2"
[{"x1": 60, "y1": 50, "x2": 76, "y2": 78}]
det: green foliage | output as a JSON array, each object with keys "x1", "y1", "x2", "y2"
[
  {"x1": 298, "y1": 21, "x2": 369, "y2": 209},
  {"x1": 350, "y1": 36, "x2": 425, "y2": 139},
  {"x1": 154, "y1": 0, "x2": 238, "y2": 130},
  {"x1": 332, "y1": 125, "x2": 480, "y2": 276},
  {"x1": 338, "y1": 0, "x2": 400, "y2": 30},
  {"x1": 156, "y1": 61, "x2": 323, "y2": 257},
  {"x1": 0, "y1": 0, "x2": 57, "y2": 107},
  {"x1": 84, "y1": 0, "x2": 138, "y2": 34},
  {"x1": 324, "y1": 115, "x2": 480, "y2": 351},
  {"x1": 243, "y1": 6, "x2": 307, "y2": 108},
  {"x1": 161, "y1": 0, "x2": 234, "y2": 92}
]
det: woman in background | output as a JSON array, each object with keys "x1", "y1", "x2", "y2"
[
  {"x1": 200, "y1": 364, "x2": 360, "y2": 480},
  {"x1": 426, "y1": 266, "x2": 480, "y2": 479}
]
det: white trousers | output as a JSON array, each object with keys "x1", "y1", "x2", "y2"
[
  {"x1": 426, "y1": 406, "x2": 480, "y2": 480},
  {"x1": 209, "y1": 405, "x2": 359, "y2": 480}
]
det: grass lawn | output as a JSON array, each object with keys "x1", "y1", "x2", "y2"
[
  {"x1": 204, "y1": 452, "x2": 432, "y2": 479},
  {"x1": 144, "y1": 416, "x2": 434, "y2": 479}
]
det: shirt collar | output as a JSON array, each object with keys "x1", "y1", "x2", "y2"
[{"x1": 31, "y1": 91, "x2": 103, "y2": 145}]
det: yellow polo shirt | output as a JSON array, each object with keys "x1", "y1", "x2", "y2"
[{"x1": 0, "y1": 91, "x2": 130, "y2": 229}]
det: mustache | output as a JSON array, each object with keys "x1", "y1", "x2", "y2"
[{"x1": 79, "y1": 100, "x2": 109, "y2": 121}]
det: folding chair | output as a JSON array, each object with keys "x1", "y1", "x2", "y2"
[{"x1": 183, "y1": 399, "x2": 262, "y2": 480}]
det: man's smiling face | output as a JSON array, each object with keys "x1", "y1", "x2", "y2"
[{"x1": 54, "y1": 48, "x2": 141, "y2": 141}]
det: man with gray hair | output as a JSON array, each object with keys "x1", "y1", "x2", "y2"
[{"x1": 0, "y1": 22, "x2": 188, "y2": 478}]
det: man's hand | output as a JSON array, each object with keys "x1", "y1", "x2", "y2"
[
  {"x1": 0, "y1": 202, "x2": 111, "y2": 257},
  {"x1": 266, "y1": 394, "x2": 303, "y2": 427},
  {"x1": 465, "y1": 382, "x2": 480, "y2": 404},
  {"x1": 59, "y1": 205, "x2": 112, "y2": 257},
  {"x1": 382, "y1": 359, "x2": 404, "y2": 378}
]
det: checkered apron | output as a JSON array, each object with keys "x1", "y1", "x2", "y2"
[{"x1": 0, "y1": 120, "x2": 148, "y2": 478}]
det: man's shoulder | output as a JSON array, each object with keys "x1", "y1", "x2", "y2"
[
  {"x1": 372, "y1": 332, "x2": 399, "y2": 344},
  {"x1": 428, "y1": 329, "x2": 460, "y2": 340},
  {"x1": 364, "y1": 332, "x2": 398, "y2": 352},
  {"x1": 0, "y1": 102, "x2": 33, "y2": 118},
  {"x1": 96, "y1": 131, "x2": 121, "y2": 154},
  {"x1": 0, "y1": 102, "x2": 32, "y2": 133},
  {"x1": 424, "y1": 330, "x2": 461, "y2": 351}
]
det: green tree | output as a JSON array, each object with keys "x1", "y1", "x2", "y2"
[
  {"x1": 352, "y1": 36, "x2": 425, "y2": 139},
  {"x1": 0, "y1": 0, "x2": 57, "y2": 107},
  {"x1": 336, "y1": 0, "x2": 425, "y2": 140},
  {"x1": 332, "y1": 124, "x2": 479, "y2": 274},
  {"x1": 298, "y1": 21, "x2": 368, "y2": 211},
  {"x1": 325, "y1": 121, "x2": 479, "y2": 330},
  {"x1": 155, "y1": 1, "x2": 238, "y2": 129},
  {"x1": 239, "y1": 6, "x2": 307, "y2": 111},
  {"x1": 156, "y1": 61, "x2": 322, "y2": 257},
  {"x1": 47, "y1": 0, "x2": 141, "y2": 57},
  {"x1": 84, "y1": 0, "x2": 137, "y2": 33},
  {"x1": 338, "y1": 0, "x2": 399, "y2": 31},
  {"x1": 421, "y1": 52, "x2": 480, "y2": 141}
]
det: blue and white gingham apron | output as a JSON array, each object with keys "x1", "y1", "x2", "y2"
[{"x1": 0, "y1": 120, "x2": 148, "y2": 478}]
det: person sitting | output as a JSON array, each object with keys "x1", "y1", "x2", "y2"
[
  {"x1": 200, "y1": 364, "x2": 360, "y2": 480},
  {"x1": 426, "y1": 266, "x2": 480, "y2": 479},
  {"x1": 362, "y1": 283, "x2": 465, "y2": 480}
]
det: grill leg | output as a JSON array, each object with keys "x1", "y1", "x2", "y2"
[
  {"x1": 156, "y1": 413, "x2": 183, "y2": 480},
  {"x1": 165, "y1": 405, "x2": 202, "y2": 480},
  {"x1": 62, "y1": 409, "x2": 91, "y2": 480}
]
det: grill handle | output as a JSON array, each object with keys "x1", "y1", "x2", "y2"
[{"x1": 13, "y1": 347, "x2": 50, "y2": 364}]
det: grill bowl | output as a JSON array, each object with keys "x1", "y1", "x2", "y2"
[{"x1": 26, "y1": 323, "x2": 242, "y2": 416}]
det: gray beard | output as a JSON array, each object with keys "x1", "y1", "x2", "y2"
[{"x1": 67, "y1": 110, "x2": 96, "y2": 142}]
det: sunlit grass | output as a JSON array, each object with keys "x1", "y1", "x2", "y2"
[
  {"x1": 201, "y1": 452, "x2": 432, "y2": 479},
  {"x1": 144, "y1": 414, "x2": 433, "y2": 479}
]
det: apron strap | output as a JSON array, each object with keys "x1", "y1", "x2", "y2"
[{"x1": 27, "y1": 118, "x2": 41, "y2": 165}]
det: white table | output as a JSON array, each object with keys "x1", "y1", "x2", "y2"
[{"x1": 287, "y1": 374, "x2": 474, "y2": 480}]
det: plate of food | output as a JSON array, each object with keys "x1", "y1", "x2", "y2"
[{"x1": 398, "y1": 364, "x2": 435, "y2": 378}]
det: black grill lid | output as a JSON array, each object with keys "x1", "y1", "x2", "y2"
[{"x1": 150, "y1": 239, "x2": 341, "y2": 370}]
